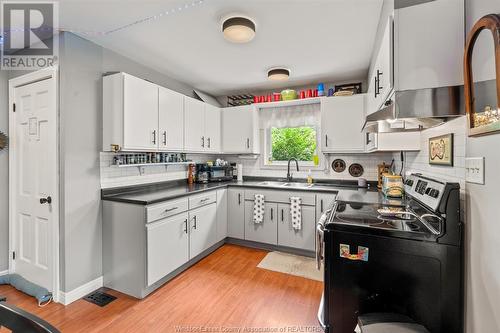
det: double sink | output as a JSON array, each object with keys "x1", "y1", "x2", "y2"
[{"x1": 257, "y1": 181, "x2": 331, "y2": 190}]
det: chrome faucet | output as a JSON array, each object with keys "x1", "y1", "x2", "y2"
[{"x1": 287, "y1": 158, "x2": 299, "y2": 182}]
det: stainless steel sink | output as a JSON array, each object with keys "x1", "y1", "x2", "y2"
[
  {"x1": 257, "y1": 181, "x2": 287, "y2": 187},
  {"x1": 282, "y1": 182, "x2": 314, "y2": 188}
]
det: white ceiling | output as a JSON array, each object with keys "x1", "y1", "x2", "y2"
[{"x1": 59, "y1": 0, "x2": 383, "y2": 96}]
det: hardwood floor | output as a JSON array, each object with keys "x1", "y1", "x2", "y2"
[{"x1": 0, "y1": 245, "x2": 323, "y2": 333}]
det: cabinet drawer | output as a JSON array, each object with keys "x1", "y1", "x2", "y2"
[
  {"x1": 146, "y1": 198, "x2": 188, "y2": 223},
  {"x1": 189, "y1": 191, "x2": 217, "y2": 210},
  {"x1": 244, "y1": 189, "x2": 316, "y2": 206}
]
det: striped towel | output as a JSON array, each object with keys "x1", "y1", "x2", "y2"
[
  {"x1": 253, "y1": 194, "x2": 265, "y2": 224},
  {"x1": 290, "y1": 197, "x2": 302, "y2": 230}
]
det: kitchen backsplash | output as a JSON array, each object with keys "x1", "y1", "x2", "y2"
[
  {"x1": 394, "y1": 117, "x2": 467, "y2": 219},
  {"x1": 100, "y1": 152, "x2": 393, "y2": 189}
]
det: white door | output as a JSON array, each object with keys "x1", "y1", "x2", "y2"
[
  {"x1": 159, "y1": 87, "x2": 184, "y2": 151},
  {"x1": 123, "y1": 74, "x2": 159, "y2": 151},
  {"x1": 204, "y1": 104, "x2": 221, "y2": 152},
  {"x1": 184, "y1": 97, "x2": 205, "y2": 152},
  {"x1": 11, "y1": 77, "x2": 57, "y2": 291}
]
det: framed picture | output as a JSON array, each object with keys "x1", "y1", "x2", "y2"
[{"x1": 429, "y1": 134, "x2": 454, "y2": 166}]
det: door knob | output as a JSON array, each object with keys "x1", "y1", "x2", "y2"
[{"x1": 40, "y1": 196, "x2": 52, "y2": 204}]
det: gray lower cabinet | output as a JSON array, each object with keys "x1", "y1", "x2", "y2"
[
  {"x1": 316, "y1": 193, "x2": 336, "y2": 218},
  {"x1": 189, "y1": 202, "x2": 217, "y2": 259},
  {"x1": 244, "y1": 201, "x2": 278, "y2": 245},
  {"x1": 228, "y1": 188, "x2": 245, "y2": 239},
  {"x1": 146, "y1": 212, "x2": 189, "y2": 286},
  {"x1": 216, "y1": 189, "x2": 228, "y2": 242},
  {"x1": 277, "y1": 203, "x2": 316, "y2": 251}
]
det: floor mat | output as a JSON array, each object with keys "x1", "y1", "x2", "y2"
[{"x1": 257, "y1": 251, "x2": 323, "y2": 282}]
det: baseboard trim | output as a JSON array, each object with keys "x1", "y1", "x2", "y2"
[
  {"x1": 0, "y1": 270, "x2": 9, "y2": 276},
  {"x1": 59, "y1": 276, "x2": 103, "y2": 305}
]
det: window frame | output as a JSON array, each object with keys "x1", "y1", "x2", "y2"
[{"x1": 261, "y1": 125, "x2": 323, "y2": 169}]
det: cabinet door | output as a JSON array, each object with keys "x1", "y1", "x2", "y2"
[
  {"x1": 123, "y1": 74, "x2": 159, "y2": 151},
  {"x1": 277, "y1": 204, "x2": 316, "y2": 251},
  {"x1": 216, "y1": 189, "x2": 228, "y2": 242},
  {"x1": 159, "y1": 87, "x2": 184, "y2": 151},
  {"x1": 184, "y1": 97, "x2": 206, "y2": 152},
  {"x1": 222, "y1": 105, "x2": 254, "y2": 153},
  {"x1": 189, "y1": 203, "x2": 217, "y2": 259},
  {"x1": 227, "y1": 189, "x2": 245, "y2": 239},
  {"x1": 315, "y1": 194, "x2": 336, "y2": 220},
  {"x1": 321, "y1": 95, "x2": 365, "y2": 153},
  {"x1": 205, "y1": 104, "x2": 221, "y2": 152},
  {"x1": 146, "y1": 213, "x2": 189, "y2": 286},
  {"x1": 377, "y1": 17, "x2": 393, "y2": 106},
  {"x1": 244, "y1": 201, "x2": 278, "y2": 245}
]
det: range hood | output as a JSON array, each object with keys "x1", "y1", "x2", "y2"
[{"x1": 363, "y1": 85, "x2": 465, "y2": 133}]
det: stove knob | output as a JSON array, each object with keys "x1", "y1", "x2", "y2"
[{"x1": 432, "y1": 190, "x2": 440, "y2": 198}]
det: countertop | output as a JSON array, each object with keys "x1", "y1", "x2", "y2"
[
  {"x1": 101, "y1": 178, "x2": 401, "y2": 206},
  {"x1": 101, "y1": 179, "x2": 377, "y2": 205}
]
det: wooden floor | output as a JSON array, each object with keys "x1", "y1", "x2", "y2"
[{"x1": 0, "y1": 245, "x2": 323, "y2": 333}]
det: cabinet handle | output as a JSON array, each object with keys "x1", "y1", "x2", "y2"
[
  {"x1": 152, "y1": 130, "x2": 157, "y2": 145},
  {"x1": 200, "y1": 198, "x2": 210, "y2": 203},
  {"x1": 377, "y1": 70, "x2": 384, "y2": 93},
  {"x1": 281, "y1": 209, "x2": 284, "y2": 222},
  {"x1": 192, "y1": 216, "x2": 197, "y2": 230},
  {"x1": 238, "y1": 193, "x2": 241, "y2": 205},
  {"x1": 201, "y1": 136, "x2": 205, "y2": 148},
  {"x1": 246, "y1": 138, "x2": 250, "y2": 149},
  {"x1": 163, "y1": 131, "x2": 167, "y2": 146},
  {"x1": 320, "y1": 199, "x2": 323, "y2": 213},
  {"x1": 271, "y1": 208, "x2": 274, "y2": 221},
  {"x1": 207, "y1": 137, "x2": 211, "y2": 149},
  {"x1": 325, "y1": 135, "x2": 328, "y2": 147},
  {"x1": 165, "y1": 207, "x2": 178, "y2": 212},
  {"x1": 374, "y1": 76, "x2": 378, "y2": 98},
  {"x1": 183, "y1": 219, "x2": 188, "y2": 234}
]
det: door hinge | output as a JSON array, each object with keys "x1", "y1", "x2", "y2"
[
  {"x1": 13, "y1": 103, "x2": 16, "y2": 112},
  {"x1": 12, "y1": 251, "x2": 15, "y2": 260}
]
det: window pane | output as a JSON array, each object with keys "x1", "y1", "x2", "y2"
[{"x1": 271, "y1": 127, "x2": 317, "y2": 162}]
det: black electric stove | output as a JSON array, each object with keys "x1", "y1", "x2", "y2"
[{"x1": 316, "y1": 174, "x2": 463, "y2": 333}]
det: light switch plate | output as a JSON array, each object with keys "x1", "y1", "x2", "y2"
[{"x1": 465, "y1": 157, "x2": 485, "y2": 185}]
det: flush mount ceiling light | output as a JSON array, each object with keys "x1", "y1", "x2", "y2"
[
  {"x1": 222, "y1": 16, "x2": 256, "y2": 43},
  {"x1": 268, "y1": 68, "x2": 290, "y2": 81}
]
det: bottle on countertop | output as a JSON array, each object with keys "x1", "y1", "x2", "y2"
[{"x1": 307, "y1": 169, "x2": 313, "y2": 184}]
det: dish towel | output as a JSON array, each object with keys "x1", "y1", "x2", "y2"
[
  {"x1": 290, "y1": 197, "x2": 302, "y2": 230},
  {"x1": 253, "y1": 194, "x2": 265, "y2": 224}
]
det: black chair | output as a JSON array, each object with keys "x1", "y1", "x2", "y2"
[{"x1": 0, "y1": 301, "x2": 60, "y2": 333}]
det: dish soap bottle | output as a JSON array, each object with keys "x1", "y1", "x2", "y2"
[{"x1": 307, "y1": 169, "x2": 313, "y2": 184}]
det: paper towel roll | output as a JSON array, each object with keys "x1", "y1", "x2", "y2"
[{"x1": 237, "y1": 164, "x2": 243, "y2": 182}]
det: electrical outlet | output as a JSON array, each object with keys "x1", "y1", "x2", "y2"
[{"x1": 465, "y1": 157, "x2": 485, "y2": 185}]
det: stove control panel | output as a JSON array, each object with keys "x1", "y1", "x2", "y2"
[{"x1": 404, "y1": 174, "x2": 446, "y2": 211}]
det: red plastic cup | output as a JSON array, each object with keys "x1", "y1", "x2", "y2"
[
  {"x1": 313, "y1": 89, "x2": 319, "y2": 97},
  {"x1": 300, "y1": 91, "x2": 306, "y2": 99},
  {"x1": 307, "y1": 89, "x2": 313, "y2": 98},
  {"x1": 259, "y1": 96, "x2": 265, "y2": 103},
  {"x1": 273, "y1": 93, "x2": 281, "y2": 102},
  {"x1": 253, "y1": 96, "x2": 259, "y2": 103},
  {"x1": 266, "y1": 95, "x2": 272, "y2": 102}
]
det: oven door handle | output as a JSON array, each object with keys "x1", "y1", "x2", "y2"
[{"x1": 316, "y1": 221, "x2": 325, "y2": 270}]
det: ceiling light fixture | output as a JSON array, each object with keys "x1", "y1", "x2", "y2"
[
  {"x1": 268, "y1": 68, "x2": 290, "y2": 81},
  {"x1": 222, "y1": 16, "x2": 256, "y2": 43}
]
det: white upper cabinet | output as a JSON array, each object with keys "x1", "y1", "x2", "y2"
[
  {"x1": 103, "y1": 73, "x2": 160, "y2": 152},
  {"x1": 205, "y1": 103, "x2": 221, "y2": 153},
  {"x1": 366, "y1": 0, "x2": 464, "y2": 115},
  {"x1": 184, "y1": 97, "x2": 206, "y2": 152},
  {"x1": 159, "y1": 86, "x2": 184, "y2": 151},
  {"x1": 184, "y1": 97, "x2": 221, "y2": 153},
  {"x1": 321, "y1": 95, "x2": 366, "y2": 153},
  {"x1": 222, "y1": 105, "x2": 259, "y2": 154},
  {"x1": 365, "y1": 132, "x2": 421, "y2": 152}
]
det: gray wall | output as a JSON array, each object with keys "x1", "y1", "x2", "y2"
[
  {"x1": 464, "y1": 1, "x2": 500, "y2": 333},
  {"x1": 0, "y1": 70, "x2": 9, "y2": 272}
]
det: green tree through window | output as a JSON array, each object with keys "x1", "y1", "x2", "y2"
[{"x1": 270, "y1": 126, "x2": 317, "y2": 162}]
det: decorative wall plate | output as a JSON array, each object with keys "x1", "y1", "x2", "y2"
[
  {"x1": 348, "y1": 163, "x2": 364, "y2": 177},
  {"x1": 0, "y1": 131, "x2": 8, "y2": 151},
  {"x1": 332, "y1": 159, "x2": 346, "y2": 173}
]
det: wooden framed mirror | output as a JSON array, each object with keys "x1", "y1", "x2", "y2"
[{"x1": 464, "y1": 14, "x2": 500, "y2": 136}]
